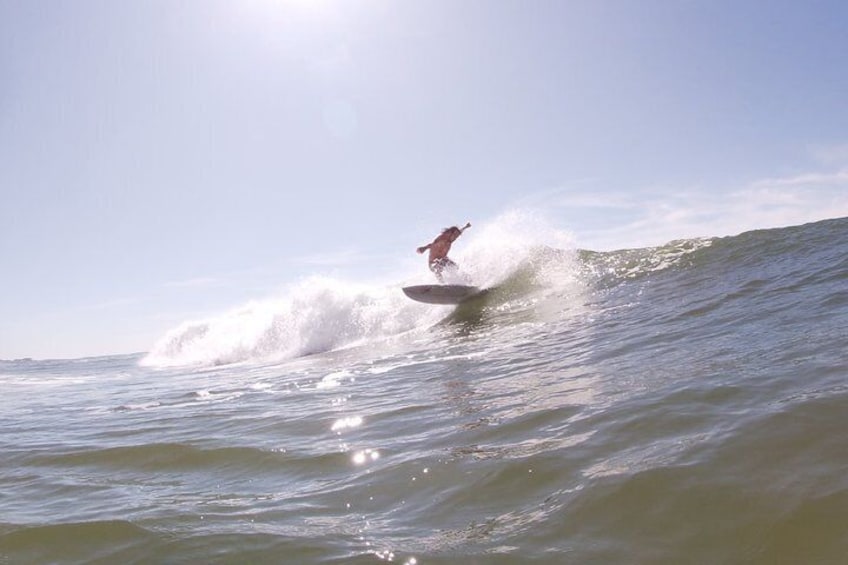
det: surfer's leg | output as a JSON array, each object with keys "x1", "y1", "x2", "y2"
[
  {"x1": 430, "y1": 258, "x2": 447, "y2": 282},
  {"x1": 440, "y1": 258, "x2": 470, "y2": 284}
]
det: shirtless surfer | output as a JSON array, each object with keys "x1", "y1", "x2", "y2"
[{"x1": 417, "y1": 222, "x2": 471, "y2": 282}]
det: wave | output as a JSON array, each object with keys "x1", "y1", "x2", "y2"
[
  {"x1": 578, "y1": 237, "x2": 716, "y2": 288},
  {"x1": 142, "y1": 214, "x2": 847, "y2": 368},
  {"x1": 0, "y1": 520, "x2": 156, "y2": 562},
  {"x1": 34, "y1": 442, "x2": 341, "y2": 475}
]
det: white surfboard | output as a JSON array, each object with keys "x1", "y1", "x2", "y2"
[{"x1": 402, "y1": 284, "x2": 483, "y2": 305}]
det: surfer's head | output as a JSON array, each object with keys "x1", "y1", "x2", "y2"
[{"x1": 441, "y1": 226, "x2": 461, "y2": 241}]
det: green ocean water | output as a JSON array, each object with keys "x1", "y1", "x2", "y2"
[{"x1": 2, "y1": 217, "x2": 847, "y2": 564}]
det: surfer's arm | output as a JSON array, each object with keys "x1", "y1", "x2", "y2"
[
  {"x1": 417, "y1": 244, "x2": 431, "y2": 254},
  {"x1": 449, "y1": 223, "x2": 471, "y2": 243}
]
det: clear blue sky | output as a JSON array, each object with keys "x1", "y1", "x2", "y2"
[{"x1": 2, "y1": 0, "x2": 847, "y2": 359}]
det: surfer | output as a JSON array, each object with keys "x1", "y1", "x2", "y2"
[{"x1": 417, "y1": 222, "x2": 471, "y2": 282}]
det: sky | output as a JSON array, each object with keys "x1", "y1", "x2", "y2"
[{"x1": 2, "y1": 0, "x2": 848, "y2": 359}]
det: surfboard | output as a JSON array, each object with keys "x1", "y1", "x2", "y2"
[{"x1": 402, "y1": 284, "x2": 483, "y2": 305}]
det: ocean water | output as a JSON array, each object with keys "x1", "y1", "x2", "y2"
[{"x1": 2, "y1": 216, "x2": 847, "y2": 564}]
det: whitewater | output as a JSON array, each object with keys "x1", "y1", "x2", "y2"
[{"x1": 2, "y1": 215, "x2": 847, "y2": 564}]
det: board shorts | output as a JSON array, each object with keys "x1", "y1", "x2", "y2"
[{"x1": 429, "y1": 257, "x2": 457, "y2": 272}]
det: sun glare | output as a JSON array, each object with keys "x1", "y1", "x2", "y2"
[
  {"x1": 253, "y1": 0, "x2": 336, "y2": 18},
  {"x1": 233, "y1": 0, "x2": 344, "y2": 43}
]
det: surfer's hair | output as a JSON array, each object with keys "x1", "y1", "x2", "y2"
[{"x1": 442, "y1": 226, "x2": 459, "y2": 234}]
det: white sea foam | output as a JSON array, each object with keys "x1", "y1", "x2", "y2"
[{"x1": 141, "y1": 278, "x2": 435, "y2": 367}]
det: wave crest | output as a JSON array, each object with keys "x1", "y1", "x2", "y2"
[{"x1": 141, "y1": 277, "x2": 431, "y2": 367}]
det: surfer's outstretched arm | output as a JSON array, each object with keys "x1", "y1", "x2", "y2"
[{"x1": 416, "y1": 244, "x2": 431, "y2": 254}]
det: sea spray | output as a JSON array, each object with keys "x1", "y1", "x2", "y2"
[{"x1": 456, "y1": 209, "x2": 577, "y2": 288}]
